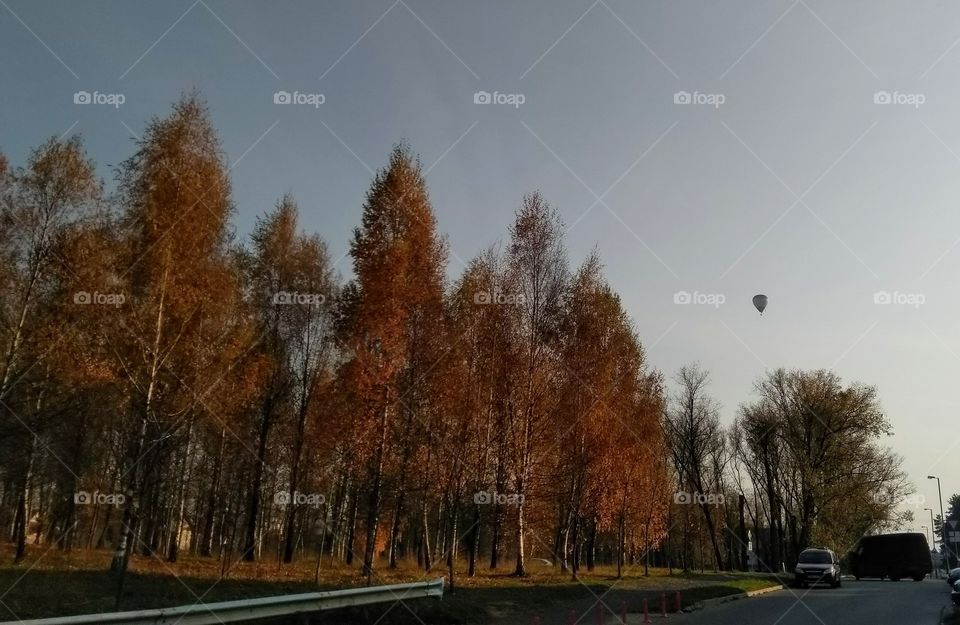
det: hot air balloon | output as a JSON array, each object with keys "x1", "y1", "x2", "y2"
[{"x1": 752, "y1": 294, "x2": 768, "y2": 316}]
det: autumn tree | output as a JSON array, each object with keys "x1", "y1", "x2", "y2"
[
  {"x1": 340, "y1": 144, "x2": 447, "y2": 582},
  {"x1": 243, "y1": 195, "x2": 340, "y2": 564},
  {"x1": 505, "y1": 192, "x2": 567, "y2": 576},
  {"x1": 0, "y1": 136, "x2": 100, "y2": 562},
  {"x1": 109, "y1": 93, "x2": 237, "y2": 581},
  {"x1": 554, "y1": 254, "x2": 666, "y2": 579}
]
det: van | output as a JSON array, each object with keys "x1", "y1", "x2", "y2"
[{"x1": 848, "y1": 532, "x2": 932, "y2": 581}]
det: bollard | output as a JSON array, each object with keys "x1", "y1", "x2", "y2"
[
  {"x1": 620, "y1": 599, "x2": 628, "y2": 625},
  {"x1": 660, "y1": 592, "x2": 667, "y2": 618},
  {"x1": 642, "y1": 598, "x2": 651, "y2": 624},
  {"x1": 597, "y1": 603, "x2": 603, "y2": 625},
  {"x1": 569, "y1": 609, "x2": 577, "y2": 625},
  {"x1": 533, "y1": 617, "x2": 541, "y2": 625},
  {"x1": 674, "y1": 591, "x2": 681, "y2": 613}
]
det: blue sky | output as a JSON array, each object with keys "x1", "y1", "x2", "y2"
[{"x1": 3, "y1": 0, "x2": 960, "y2": 532}]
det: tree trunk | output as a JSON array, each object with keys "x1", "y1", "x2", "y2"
[
  {"x1": 345, "y1": 485, "x2": 358, "y2": 565},
  {"x1": 738, "y1": 494, "x2": 748, "y2": 570},
  {"x1": 283, "y1": 398, "x2": 311, "y2": 564},
  {"x1": 362, "y1": 397, "x2": 389, "y2": 583},
  {"x1": 467, "y1": 504, "x2": 480, "y2": 577},
  {"x1": 698, "y1": 501, "x2": 724, "y2": 571},
  {"x1": 388, "y1": 489, "x2": 406, "y2": 569},
  {"x1": 416, "y1": 497, "x2": 430, "y2": 572},
  {"x1": 585, "y1": 518, "x2": 596, "y2": 572},
  {"x1": 199, "y1": 430, "x2": 225, "y2": 557},
  {"x1": 489, "y1": 500, "x2": 501, "y2": 569},
  {"x1": 616, "y1": 514, "x2": 625, "y2": 578},
  {"x1": 570, "y1": 515, "x2": 580, "y2": 581},
  {"x1": 243, "y1": 397, "x2": 273, "y2": 562},
  {"x1": 167, "y1": 421, "x2": 193, "y2": 562}
]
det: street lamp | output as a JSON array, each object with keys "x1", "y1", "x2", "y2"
[
  {"x1": 926, "y1": 507, "x2": 938, "y2": 577},
  {"x1": 928, "y1": 476, "x2": 948, "y2": 576}
]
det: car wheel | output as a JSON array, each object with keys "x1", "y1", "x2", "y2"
[{"x1": 912, "y1": 575, "x2": 924, "y2": 582}]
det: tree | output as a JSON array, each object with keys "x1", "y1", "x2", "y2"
[
  {"x1": 109, "y1": 92, "x2": 236, "y2": 584},
  {"x1": 0, "y1": 136, "x2": 100, "y2": 562},
  {"x1": 505, "y1": 193, "x2": 567, "y2": 576},
  {"x1": 340, "y1": 144, "x2": 447, "y2": 583},
  {"x1": 733, "y1": 368, "x2": 909, "y2": 567},
  {"x1": 556, "y1": 254, "x2": 666, "y2": 579},
  {"x1": 664, "y1": 364, "x2": 727, "y2": 571},
  {"x1": 249, "y1": 196, "x2": 340, "y2": 564}
]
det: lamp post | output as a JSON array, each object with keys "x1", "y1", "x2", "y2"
[
  {"x1": 926, "y1": 507, "x2": 938, "y2": 577},
  {"x1": 928, "y1": 476, "x2": 948, "y2": 576}
]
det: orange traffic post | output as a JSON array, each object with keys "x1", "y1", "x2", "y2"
[
  {"x1": 569, "y1": 609, "x2": 577, "y2": 625},
  {"x1": 642, "y1": 598, "x2": 651, "y2": 623},
  {"x1": 674, "y1": 591, "x2": 681, "y2": 613},
  {"x1": 620, "y1": 600, "x2": 628, "y2": 625},
  {"x1": 660, "y1": 592, "x2": 667, "y2": 618}
]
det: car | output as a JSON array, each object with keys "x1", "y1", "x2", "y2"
[
  {"x1": 948, "y1": 567, "x2": 960, "y2": 586},
  {"x1": 794, "y1": 548, "x2": 842, "y2": 588},
  {"x1": 848, "y1": 533, "x2": 932, "y2": 581}
]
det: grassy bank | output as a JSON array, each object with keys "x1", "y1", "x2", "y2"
[{"x1": 0, "y1": 546, "x2": 782, "y2": 623}]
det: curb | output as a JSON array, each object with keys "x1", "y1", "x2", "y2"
[{"x1": 683, "y1": 584, "x2": 786, "y2": 613}]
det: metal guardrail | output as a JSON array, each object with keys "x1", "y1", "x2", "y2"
[{"x1": 7, "y1": 577, "x2": 444, "y2": 625}]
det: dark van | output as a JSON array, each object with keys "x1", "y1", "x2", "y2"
[{"x1": 848, "y1": 532, "x2": 932, "y2": 581}]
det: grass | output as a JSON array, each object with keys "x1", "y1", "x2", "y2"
[{"x1": 0, "y1": 545, "x2": 783, "y2": 623}]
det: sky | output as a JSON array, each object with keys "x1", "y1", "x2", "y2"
[{"x1": 2, "y1": 0, "x2": 959, "y2": 537}]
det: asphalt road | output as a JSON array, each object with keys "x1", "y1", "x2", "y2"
[{"x1": 675, "y1": 579, "x2": 954, "y2": 625}]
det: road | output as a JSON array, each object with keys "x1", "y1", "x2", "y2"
[{"x1": 674, "y1": 579, "x2": 954, "y2": 625}]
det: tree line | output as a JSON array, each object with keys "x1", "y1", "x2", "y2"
[{"x1": 0, "y1": 93, "x2": 910, "y2": 591}]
